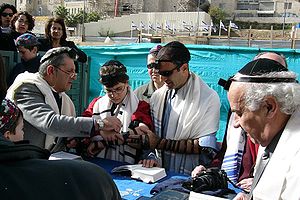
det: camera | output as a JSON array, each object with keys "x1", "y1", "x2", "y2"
[{"x1": 182, "y1": 168, "x2": 228, "y2": 192}]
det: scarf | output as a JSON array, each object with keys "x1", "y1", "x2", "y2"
[
  {"x1": 92, "y1": 88, "x2": 139, "y2": 164},
  {"x1": 150, "y1": 72, "x2": 220, "y2": 174},
  {"x1": 6, "y1": 72, "x2": 76, "y2": 149},
  {"x1": 221, "y1": 113, "x2": 246, "y2": 183}
]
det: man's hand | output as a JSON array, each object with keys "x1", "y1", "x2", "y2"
[
  {"x1": 237, "y1": 178, "x2": 253, "y2": 192},
  {"x1": 233, "y1": 192, "x2": 249, "y2": 200},
  {"x1": 87, "y1": 141, "x2": 105, "y2": 157},
  {"x1": 100, "y1": 130, "x2": 124, "y2": 143},
  {"x1": 191, "y1": 165, "x2": 207, "y2": 177},
  {"x1": 134, "y1": 123, "x2": 150, "y2": 135},
  {"x1": 102, "y1": 116, "x2": 122, "y2": 132},
  {"x1": 138, "y1": 159, "x2": 159, "y2": 168}
]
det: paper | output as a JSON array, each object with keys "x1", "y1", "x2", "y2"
[
  {"x1": 49, "y1": 151, "x2": 82, "y2": 160},
  {"x1": 112, "y1": 164, "x2": 167, "y2": 183}
]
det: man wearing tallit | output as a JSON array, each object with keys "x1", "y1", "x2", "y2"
[{"x1": 133, "y1": 41, "x2": 221, "y2": 175}]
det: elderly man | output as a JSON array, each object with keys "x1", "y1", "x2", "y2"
[
  {"x1": 225, "y1": 58, "x2": 300, "y2": 199},
  {"x1": 192, "y1": 52, "x2": 288, "y2": 192},
  {"x1": 6, "y1": 47, "x2": 122, "y2": 152},
  {"x1": 132, "y1": 41, "x2": 220, "y2": 175}
]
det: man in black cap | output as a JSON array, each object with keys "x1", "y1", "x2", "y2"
[
  {"x1": 6, "y1": 47, "x2": 123, "y2": 152},
  {"x1": 135, "y1": 41, "x2": 221, "y2": 175},
  {"x1": 225, "y1": 58, "x2": 300, "y2": 199}
]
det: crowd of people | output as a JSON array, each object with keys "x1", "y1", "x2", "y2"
[{"x1": 1, "y1": 3, "x2": 300, "y2": 200}]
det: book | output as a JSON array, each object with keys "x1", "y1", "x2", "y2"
[
  {"x1": 111, "y1": 164, "x2": 167, "y2": 183},
  {"x1": 189, "y1": 191, "x2": 229, "y2": 200},
  {"x1": 49, "y1": 151, "x2": 82, "y2": 160},
  {"x1": 137, "y1": 189, "x2": 189, "y2": 200}
]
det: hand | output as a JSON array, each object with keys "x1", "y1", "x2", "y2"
[
  {"x1": 237, "y1": 178, "x2": 253, "y2": 192},
  {"x1": 100, "y1": 130, "x2": 124, "y2": 144},
  {"x1": 66, "y1": 137, "x2": 78, "y2": 148},
  {"x1": 138, "y1": 159, "x2": 159, "y2": 168},
  {"x1": 102, "y1": 116, "x2": 122, "y2": 132},
  {"x1": 127, "y1": 129, "x2": 160, "y2": 150},
  {"x1": 233, "y1": 192, "x2": 249, "y2": 200},
  {"x1": 87, "y1": 141, "x2": 105, "y2": 157},
  {"x1": 191, "y1": 165, "x2": 207, "y2": 177},
  {"x1": 134, "y1": 123, "x2": 151, "y2": 135}
]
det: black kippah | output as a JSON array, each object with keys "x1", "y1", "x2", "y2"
[
  {"x1": 156, "y1": 41, "x2": 191, "y2": 64},
  {"x1": 238, "y1": 58, "x2": 287, "y2": 76},
  {"x1": 218, "y1": 58, "x2": 296, "y2": 91}
]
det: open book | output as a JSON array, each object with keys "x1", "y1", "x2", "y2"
[
  {"x1": 49, "y1": 151, "x2": 82, "y2": 160},
  {"x1": 189, "y1": 191, "x2": 229, "y2": 200},
  {"x1": 111, "y1": 164, "x2": 167, "y2": 183}
]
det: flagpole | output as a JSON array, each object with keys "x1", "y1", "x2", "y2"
[
  {"x1": 228, "y1": 21, "x2": 231, "y2": 38},
  {"x1": 219, "y1": 20, "x2": 221, "y2": 38},
  {"x1": 130, "y1": 22, "x2": 133, "y2": 38}
]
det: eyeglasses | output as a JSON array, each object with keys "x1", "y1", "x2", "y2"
[
  {"x1": 53, "y1": 65, "x2": 77, "y2": 78},
  {"x1": 1, "y1": 12, "x2": 13, "y2": 17},
  {"x1": 147, "y1": 63, "x2": 157, "y2": 69},
  {"x1": 104, "y1": 85, "x2": 126, "y2": 95},
  {"x1": 17, "y1": 19, "x2": 29, "y2": 25}
]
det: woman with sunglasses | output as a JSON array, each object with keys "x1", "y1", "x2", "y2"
[
  {"x1": 134, "y1": 44, "x2": 164, "y2": 103},
  {"x1": 0, "y1": 11, "x2": 35, "y2": 51},
  {"x1": 39, "y1": 17, "x2": 87, "y2": 63},
  {"x1": 0, "y1": 3, "x2": 17, "y2": 34},
  {"x1": 82, "y1": 60, "x2": 153, "y2": 164}
]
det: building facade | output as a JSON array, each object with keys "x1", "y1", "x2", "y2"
[{"x1": 211, "y1": 0, "x2": 300, "y2": 18}]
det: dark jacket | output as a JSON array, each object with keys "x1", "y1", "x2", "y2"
[
  {"x1": 0, "y1": 31, "x2": 34, "y2": 51},
  {"x1": 0, "y1": 136, "x2": 121, "y2": 200},
  {"x1": 38, "y1": 38, "x2": 87, "y2": 63},
  {"x1": 7, "y1": 55, "x2": 42, "y2": 87}
]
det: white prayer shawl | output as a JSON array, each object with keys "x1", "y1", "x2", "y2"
[
  {"x1": 221, "y1": 113, "x2": 246, "y2": 183},
  {"x1": 150, "y1": 72, "x2": 220, "y2": 174},
  {"x1": 6, "y1": 72, "x2": 76, "y2": 149},
  {"x1": 92, "y1": 88, "x2": 139, "y2": 164}
]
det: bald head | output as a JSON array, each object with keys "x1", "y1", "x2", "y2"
[{"x1": 254, "y1": 52, "x2": 287, "y2": 68}]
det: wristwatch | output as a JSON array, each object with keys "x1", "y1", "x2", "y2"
[{"x1": 96, "y1": 119, "x2": 105, "y2": 130}]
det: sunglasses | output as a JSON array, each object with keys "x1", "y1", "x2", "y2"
[
  {"x1": 1, "y1": 12, "x2": 14, "y2": 17},
  {"x1": 158, "y1": 65, "x2": 180, "y2": 77},
  {"x1": 154, "y1": 59, "x2": 182, "y2": 77},
  {"x1": 147, "y1": 63, "x2": 157, "y2": 69}
]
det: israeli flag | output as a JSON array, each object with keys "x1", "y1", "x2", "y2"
[
  {"x1": 220, "y1": 20, "x2": 227, "y2": 31},
  {"x1": 131, "y1": 21, "x2": 138, "y2": 30},
  {"x1": 230, "y1": 21, "x2": 239, "y2": 30}
]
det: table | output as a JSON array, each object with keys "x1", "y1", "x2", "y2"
[{"x1": 87, "y1": 158, "x2": 241, "y2": 200}]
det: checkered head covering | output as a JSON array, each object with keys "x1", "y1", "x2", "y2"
[{"x1": 0, "y1": 99, "x2": 20, "y2": 134}]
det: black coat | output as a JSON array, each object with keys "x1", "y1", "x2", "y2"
[
  {"x1": 7, "y1": 55, "x2": 42, "y2": 87},
  {"x1": 38, "y1": 38, "x2": 87, "y2": 63},
  {"x1": 0, "y1": 136, "x2": 121, "y2": 200}
]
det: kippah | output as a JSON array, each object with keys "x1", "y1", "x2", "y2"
[
  {"x1": 238, "y1": 58, "x2": 287, "y2": 76},
  {"x1": 40, "y1": 47, "x2": 77, "y2": 64},
  {"x1": 149, "y1": 45, "x2": 162, "y2": 55},
  {"x1": 156, "y1": 41, "x2": 190, "y2": 63},
  {"x1": 218, "y1": 58, "x2": 296, "y2": 91},
  {"x1": 100, "y1": 60, "x2": 129, "y2": 87},
  {"x1": 0, "y1": 99, "x2": 20, "y2": 133}
]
